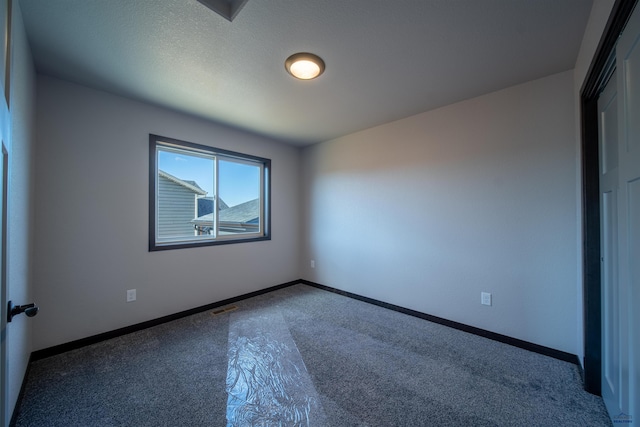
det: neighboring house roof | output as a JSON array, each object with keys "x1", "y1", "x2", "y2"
[
  {"x1": 158, "y1": 170, "x2": 207, "y2": 195},
  {"x1": 192, "y1": 198, "x2": 259, "y2": 225},
  {"x1": 183, "y1": 180, "x2": 205, "y2": 192},
  {"x1": 197, "y1": 197, "x2": 229, "y2": 217},
  {"x1": 221, "y1": 199, "x2": 259, "y2": 223}
]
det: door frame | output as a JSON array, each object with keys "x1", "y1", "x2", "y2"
[{"x1": 580, "y1": 0, "x2": 638, "y2": 395}]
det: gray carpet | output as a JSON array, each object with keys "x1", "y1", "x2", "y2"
[{"x1": 13, "y1": 284, "x2": 612, "y2": 426}]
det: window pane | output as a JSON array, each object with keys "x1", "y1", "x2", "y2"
[
  {"x1": 157, "y1": 149, "x2": 214, "y2": 241},
  {"x1": 218, "y1": 159, "x2": 261, "y2": 235},
  {"x1": 149, "y1": 134, "x2": 270, "y2": 251}
]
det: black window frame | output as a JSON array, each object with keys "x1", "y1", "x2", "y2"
[{"x1": 149, "y1": 134, "x2": 271, "y2": 251}]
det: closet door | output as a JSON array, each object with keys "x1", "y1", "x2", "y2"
[
  {"x1": 598, "y1": 71, "x2": 624, "y2": 419},
  {"x1": 616, "y1": 3, "x2": 640, "y2": 420}
]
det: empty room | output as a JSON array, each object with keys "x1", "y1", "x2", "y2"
[{"x1": 1, "y1": 0, "x2": 638, "y2": 425}]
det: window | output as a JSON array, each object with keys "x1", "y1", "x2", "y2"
[{"x1": 149, "y1": 134, "x2": 270, "y2": 251}]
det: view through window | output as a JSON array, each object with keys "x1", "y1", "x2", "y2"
[{"x1": 149, "y1": 135, "x2": 270, "y2": 251}]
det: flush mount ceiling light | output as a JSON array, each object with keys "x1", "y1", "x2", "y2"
[{"x1": 285, "y1": 53, "x2": 325, "y2": 80}]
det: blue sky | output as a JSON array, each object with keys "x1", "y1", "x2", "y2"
[{"x1": 158, "y1": 151, "x2": 259, "y2": 207}]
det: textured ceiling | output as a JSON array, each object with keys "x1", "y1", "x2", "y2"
[{"x1": 19, "y1": 0, "x2": 593, "y2": 145}]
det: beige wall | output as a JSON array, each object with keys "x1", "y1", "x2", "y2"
[
  {"x1": 32, "y1": 75, "x2": 301, "y2": 350},
  {"x1": 301, "y1": 70, "x2": 579, "y2": 354}
]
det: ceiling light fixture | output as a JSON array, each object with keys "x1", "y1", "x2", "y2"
[{"x1": 285, "y1": 53, "x2": 325, "y2": 80}]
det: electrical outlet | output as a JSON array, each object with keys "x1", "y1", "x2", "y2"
[
  {"x1": 127, "y1": 289, "x2": 136, "y2": 302},
  {"x1": 481, "y1": 292, "x2": 492, "y2": 306},
  {"x1": 310, "y1": 260, "x2": 315, "y2": 268}
]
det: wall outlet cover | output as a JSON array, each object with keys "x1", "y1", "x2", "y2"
[{"x1": 481, "y1": 292, "x2": 492, "y2": 306}]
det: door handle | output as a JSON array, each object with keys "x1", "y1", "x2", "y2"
[{"x1": 7, "y1": 301, "x2": 39, "y2": 322}]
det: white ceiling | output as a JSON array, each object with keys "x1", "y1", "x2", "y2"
[{"x1": 18, "y1": 0, "x2": 593, "y2": 146}]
